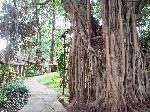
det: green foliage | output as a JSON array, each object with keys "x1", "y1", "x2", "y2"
[
  {"x1": 6, "y1": 64, "x2": 14, "y2": 73},
  {"x1": 2, "y1": 80, "x2": 28, "y2": 111},
  {"x1": 4, "y1": 80, "x2": 28, "y2": 95},
  {"x1": 53, "y1": 29, "x2": 65, "y2": 75},
  {"x1": 0, "y1": 64, "x2": 17, "y2": 90},
  {"x1": 0, "y1": 89, "x2": 4, "y2": 102},
  {"x1": 38, "y1": 72, "x2": 68, "y2": 102},
  {"x1": 57, "y1": 53, "x2": 65, "y2": 75},
  {"x1": 0, "y1": 70, "x2": 4, "y2": 75},
  {"x1": 91, "y1": 0, "x2": 101, "y2": 20},
  {"x1": 38, "y1": 72, "x2": 61, "y2": 92},
  {"x1": 26, "y1": 64, "x2": 39, "y2": 77},
  {"x1": 137, "y1": 4, "x2": 150, "y2": 51},
  {"x1": 0, "y1": 64, "x2": 4, "y2": 75}
]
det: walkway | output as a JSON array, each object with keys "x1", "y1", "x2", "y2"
[{"x1": 19, "y1": 77, "x2": 66, "y2": 112}]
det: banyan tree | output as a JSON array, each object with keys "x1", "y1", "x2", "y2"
[{"x1": 62, "y1": 0, "x2": 150, "y2": 111}]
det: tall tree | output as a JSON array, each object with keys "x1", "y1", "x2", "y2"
[
  {"x1": 50, "y1": 0, "x2": 56, "y2": 62},
  {"x1": 101, "y1": 0, "x2": 149, "y2": 111},
  {"x1": 62, "y1": 0, "x2": 150, "y2": 111}
]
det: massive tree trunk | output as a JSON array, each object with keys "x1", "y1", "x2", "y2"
[
  {"x1": 102, "y1": 0, "x2": 149, "y2": 111},
  {"x1": 62, "y1": 0, "x2": 149, "y2": 111},
  {"x1": 62, "y1": 0, "x2": 103, "y2": 106}
]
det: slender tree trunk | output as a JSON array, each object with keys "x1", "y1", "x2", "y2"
[{"x1": 50, "y1": 0, "x2": 55, "y2": 62}]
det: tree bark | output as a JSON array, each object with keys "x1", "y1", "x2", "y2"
[
  {"x1": 50, "y1": 0, "x2": 56, "y2": 62},
  {"x1": 102, "y1": 1, "x2": 149, "y2": 111},
  {"x1": 62, "y1": 0, "x2": 104, "y2": 108},
  {"x1": 62, "y1": 0, "x2": 150, "y2": 111}
]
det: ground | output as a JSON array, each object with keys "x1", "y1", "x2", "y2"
[{"x1": 19, "y1": 76, "x2": 66, "y2": 112}]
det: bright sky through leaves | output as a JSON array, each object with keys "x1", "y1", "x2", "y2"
[
  {"x1": 0, "y1": 0, "x2": 3, "y2": 8},
  {"x1": 0, "y1": 39, "x2": 6, "y2": 50},
  {"x1": 0, "y1": 0, "x2": 6, "y2": 50}
]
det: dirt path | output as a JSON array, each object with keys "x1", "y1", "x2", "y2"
[{"x1": 19, "y1": 77, "x2": 66, "y2": 112}]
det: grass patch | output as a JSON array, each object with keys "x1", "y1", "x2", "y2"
[
  {"x1": 38, "y1": 72, "x2": 61, "y2": 93},
  {"x1": 38, "y1": 72, "x2": 69, "y2": 102}
]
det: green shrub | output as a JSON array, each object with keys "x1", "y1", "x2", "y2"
[
  {"x1": 26, "y1": 64, "x2": 39, "y2": 77},
  {"x1": 57, "y1": 53, "x2": 65, "y2": 75},
  {"x1": 26, "y1": 65, "x2": 34, "y2": 75},
  {"x1": 4, "y1": 80, "x2": 28, "y2": 95},
  {"x1": 2, "y1": 80, "x2": 28, "y2": 111},
  {"x1": 6, "y1": 64, "x2": 14, "y2": 73}
]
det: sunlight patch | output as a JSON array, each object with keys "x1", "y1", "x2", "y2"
[{"x1": 0, "y1": 39, "x2": 6, "y2": 50}]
